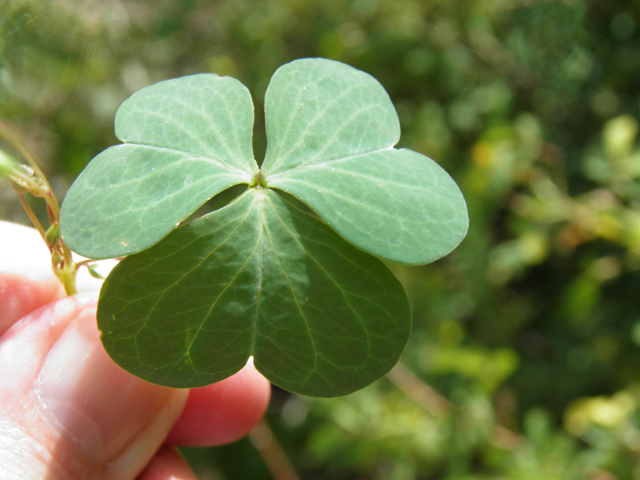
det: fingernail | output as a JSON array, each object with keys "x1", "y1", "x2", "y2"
[{"x1": 35, "y1": 306, "x2": 175, "y2": 466}]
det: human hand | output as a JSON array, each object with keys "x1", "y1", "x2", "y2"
[{"x1": 0, "y1": 220, "x2": 271, "y2": 480}]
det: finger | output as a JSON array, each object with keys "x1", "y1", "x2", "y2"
[
  {"x1": 165, "y1": 360, "x2": 271, "y2": 446},
  {"x1": 136, "y1": 446, "x2": 198, "y2": 480},
  {"x1": 0, "y1": 221, "x2": 59, "y2": 284},
  {"x1": 0, "y1": 296, "x2": 189, "y2": 480},
  {"x1": 0, "y1": 221, "x2": 65, "y2": 333},
  {"x1": 0, "y1": 270, "x2": 64, "y2": 335},
  {"x1": 0, "y1": 220, "x2": 116, "y2": 334}
]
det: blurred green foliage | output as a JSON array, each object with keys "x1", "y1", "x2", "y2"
[{"x1": 3, "y1": 0, "x2": 640, "y2": 478}]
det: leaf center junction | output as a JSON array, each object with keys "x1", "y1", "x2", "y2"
[{"x1": 249, "y1": 170, "x2": 269, "y2": 189}]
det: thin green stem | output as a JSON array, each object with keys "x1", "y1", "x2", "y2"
[
  {"x1": 55, "y1": 262, "x2": 78, "y2": 296},
  {"x1": 16, "y1": 192, "x2": 47, "y2": 240},
  {"x1": 0, "y1": 126, "x2": 58, "y2": 212},
  {"x1": 0, "y1": 124, "x2": 79, "y2": 296}
]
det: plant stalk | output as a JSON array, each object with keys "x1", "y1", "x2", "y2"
[{"x1": 0, "y1": 125, "x2": 79, "y2": 296}]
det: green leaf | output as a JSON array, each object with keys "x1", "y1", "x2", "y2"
[
  {"x1": 86, "y1": 264, "x2": 104, "y2": 280},
  {"x1": 262, "y1": 58, "x2": 468, "y2": 264},
  {"x1": 60, "y1": 74, "x2": 259, "y2": 259},
  {"x1": 97, "y1": 188, "x2": 411, "y2": 397},
  {"x1": 261, "y1": 58, "x2": 400, "y2": 174}
]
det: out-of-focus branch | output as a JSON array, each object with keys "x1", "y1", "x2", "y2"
[
  {"x1": 466, "y1": 27, "x2": 537, "y2": 90},
  {"x1": 386, "y1": 361, "x2": 451, "y2": 417},
  {"x1": 250, "y1": 419, "x2": 300, "y2": 480},
  {"x1": 387, "y1": 362, "x2": 524, "y2": 451}
]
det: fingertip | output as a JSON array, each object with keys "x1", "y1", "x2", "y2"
[
  {"x1": 0, "y1": 273, "x2": 64, "y2": 335},
  {"x1": 137, "y1": 446, "x2": 198, "y2": 480},
  {"x1": 166, "y1": 360, "x2": 271, "y2": 446}
]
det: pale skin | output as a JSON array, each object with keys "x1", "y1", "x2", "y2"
[{"x1": 0, "y1": 220, "x2": 271, "y2": 480}]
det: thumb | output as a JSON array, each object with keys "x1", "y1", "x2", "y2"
[{"x1": 0, "y1": 295, "x2": 188, "y2": 480}]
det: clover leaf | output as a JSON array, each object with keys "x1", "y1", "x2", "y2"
[{"x1": 60, "y1": 58, "x2": 468, "y2": 397}]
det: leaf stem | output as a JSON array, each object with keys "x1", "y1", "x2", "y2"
[{"x1": 55, "y1": 260, "x2": 78, "y2": 296}]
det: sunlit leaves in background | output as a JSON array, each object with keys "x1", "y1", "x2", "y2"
[{"x1": 4, "y1": 0, "x2": 640, "y2": 477}]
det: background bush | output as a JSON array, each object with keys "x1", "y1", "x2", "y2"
[{"x1": 2, "y1": 0, "x2": 640, "y2": 478}]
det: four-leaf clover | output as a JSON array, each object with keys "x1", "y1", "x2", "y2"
[{"x1": 60, "y1": 58, "x2": 468, "y2": 397}]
